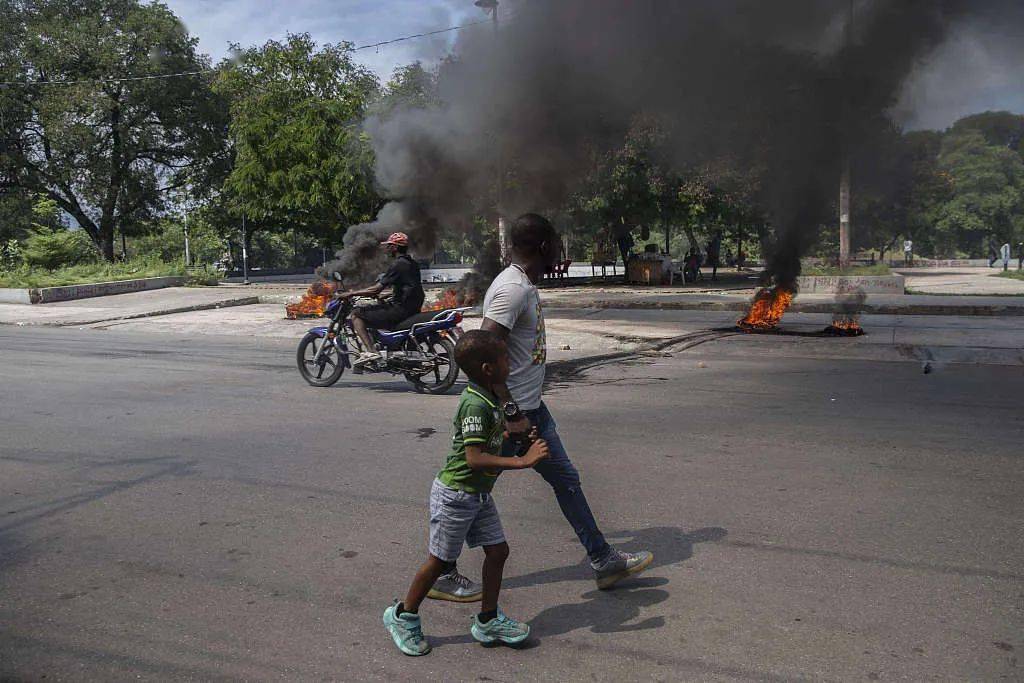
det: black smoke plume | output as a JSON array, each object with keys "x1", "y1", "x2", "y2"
[{"x1": 343, "y1": 0, "x2": 1019, "y2": 296}]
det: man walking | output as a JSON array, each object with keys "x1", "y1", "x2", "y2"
[{"x1": 429, "y1": 214, "x2": 652, "y2": 602}]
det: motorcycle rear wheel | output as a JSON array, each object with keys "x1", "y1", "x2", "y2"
[
  {"x1": 405, "y1": 335, "x2": 459, "y2": 394},
  {"x1": 297, "y1": 332, "x2": 346, "y2": 387}
]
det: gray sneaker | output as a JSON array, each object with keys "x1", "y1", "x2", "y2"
[
  {"x1": 593, "y1": 549, "x2": 654, "y2": 590},
  {"x1": 427, "y1": 568, "x2": 483, "y2": 602}
]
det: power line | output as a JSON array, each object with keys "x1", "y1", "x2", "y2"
[
  {"x1": 0, "y1": 15, "x2": 501, "y2": 88},
  {"x1": 0, "y1": 70, "x2": 213, "y2": 87},
  {"x1": 354, "y1": 18, "x2": 491, "y2": 52}
]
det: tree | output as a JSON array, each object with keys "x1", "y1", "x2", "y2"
[
  {"x1": 214, "y1": 34, "x2": 381, "y2": 245},
  {"x1": 0, "y1": 0, "x2": 228, "y2": 261},
  {"x1": 951, "y1": 111, "x2": 1024, "y2": 157},
  {"x1": 0, "y1": 188, "x2": 36, "y2": 245},
  {"x1": 378, "y1": 61, "x2": 439, "y2": 114},
  {"x1": 932, "y1": 129, "x2": 1024, "y2": 256}
]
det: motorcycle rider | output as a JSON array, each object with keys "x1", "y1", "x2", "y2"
[{"x1": 336, "y1": 232, "x2": 426, "y2": 366}]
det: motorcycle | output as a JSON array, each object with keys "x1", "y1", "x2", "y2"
[{"x1": 296, "y1": 293, "x2": 469, "y2": 394}]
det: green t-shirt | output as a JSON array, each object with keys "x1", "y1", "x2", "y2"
[{"x1": 437, "y1": 383, "x2": 506, "y2": 493}]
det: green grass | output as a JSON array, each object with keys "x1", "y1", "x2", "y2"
[
  {"x1": 0, "y1": 258, "x2": 221, "y2": 288},
  {"x1": 801, "y1": 263, "x2": 892, "y2": 276},
  {"x1": 995, "y1": 270, "x2": 1024, "y2": 281}
]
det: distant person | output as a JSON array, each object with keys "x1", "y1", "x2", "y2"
[
  {"x1": 382, "y1": 330, "x2": 549, "y2": 655},
  {"x1": 616, "y1": 230, "x2": 634, "y2": 267},
  {"x1": 1001, "y1": 242, "x2": 1011, "y2": 272},
  {"x1": 684, "y1": 247, "x2": 702, "y2": 283},
  {"x1": 988, "y1": 242, "x2": 999, "y2": 268},
  {"x1": 706, "y1": 231, "x2": 722, "y2": 281},
  {"x1": 1017, "y1": 243, "x2": 1023, "y2": 271},
  {"x1": 904, "y1": 239, "x2": 913, "y2": 267},
  {"x1": 335, "y1": 232, "x2": 425, "y2": 366}
]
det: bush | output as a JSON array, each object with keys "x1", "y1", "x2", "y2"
[
  {"x1": 0, "y1": 257, "x2": 187, "y2": 288},
  {"x1": 131, "y1": 218, "x2": 227, "y2": 266},
  {"x1": 1, "y1": 239, "x2": 22, "y2": 269},
  {"x1": 20, "y1": 227, "x2": 97, "y2": 269},
  {"x1": 186, "y1": 265, "x2": 224, "y2": 286}
]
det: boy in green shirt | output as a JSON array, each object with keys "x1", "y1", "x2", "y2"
[{"x1": 383, "y1": 329, "x2": 549, "y2": 656}]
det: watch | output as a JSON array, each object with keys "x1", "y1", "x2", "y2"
[{"x1": 501, "y1": 400, "x2": 523, "y2": 422}]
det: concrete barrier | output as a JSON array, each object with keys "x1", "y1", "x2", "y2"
[
  {"x1": 0, "y1": 276, "x2": 187, "y2": 304},
  {"x1": 0, "y1": 288, "x2": 33, "y2": 304},
  {"x1": 795, "y1": 274, "x2": 905, "y2": 294}
]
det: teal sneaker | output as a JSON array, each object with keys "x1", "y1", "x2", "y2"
[
  {"x1": 470, "y1": 609, "x2": 530, "y2": 646},
  {"x1": 383, "y1": 601, "x2": 431, "y2": 656}
]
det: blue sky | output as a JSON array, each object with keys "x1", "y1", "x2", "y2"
[
  {"x1": 164, "y1": 0, "x2": 1023, "y2": 130},
  {"x1": 164, "y1": 0, "x2": 479, "y2": 81}
]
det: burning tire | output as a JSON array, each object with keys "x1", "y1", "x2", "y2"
[
  {"x1": 404, "y1": 335, "x2": 458, "y2": 395},
  {"x1": 297, "y1": 332, "x2": 346, "y2": 387}
]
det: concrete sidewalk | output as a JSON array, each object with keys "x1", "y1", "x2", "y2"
[
  {"x1": 3, "y1": 273, "x2": 1023, "y2": 329},
  {"x1": 897, "y1": 267, "x2": 1024, "y2": 295},
  {"x1": 0, "y1": 286, "x2": 269, "y2": 327}
]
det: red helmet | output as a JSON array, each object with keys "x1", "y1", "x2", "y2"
[{"x1": 381, "y1": 232, "x2": 409, "y2": 247}]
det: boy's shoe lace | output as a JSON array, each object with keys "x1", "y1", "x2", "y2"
[
  {"x1": 593, "y1": 549, "x2": 654, "y2": 590},
  {"x1": 471, "y1": 609, "x2": 530, "y2": 645},
  {"x1": 428, "y1": 568, "x2": 483, "y2": 602}
]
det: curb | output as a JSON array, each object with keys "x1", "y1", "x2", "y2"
[
  {"x1": 0, "y1": 276, "x2": 188, "y2": 304},
  {"x1": 3, "y1": 296, "x2": 261, "y2": 327}
]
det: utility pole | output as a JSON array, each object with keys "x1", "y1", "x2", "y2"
[
  {"x1": 475, "y1": 0, "x2": 508, "y2": 263},
  {"x1": 838, "y1": 0, "x2": 853, "y2": 270},
  {"x1": 183, "y1": 220, "x2": 191, "y2": 267},
  {"x1": 241, "y1": 213, "x2": 249, "y2": 285}
]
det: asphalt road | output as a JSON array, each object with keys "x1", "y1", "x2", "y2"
[{"x1": 1, "y1": 325, "x2": 1022, "y2": 681}]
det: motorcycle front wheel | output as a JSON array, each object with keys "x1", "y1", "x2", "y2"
[
  {"x1": 405, "y1": 335, "x2": 459, "y2": 394},
  {"x1": 297, "y1": 332, "x2": 346, "y2": 387}
]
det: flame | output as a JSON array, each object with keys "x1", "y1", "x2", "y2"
[
  {"x1": 285, "y1": 280, "x2": 339, "y2": 319},
  {"x1": 737, "y1": 285, "x2": 795, "y2": 331},
  {"x1": 825, "y1": 315, "x2": 864, "y2": 335},
  {"x1": 423, "y1": 287, "x2": 479, "y2": 311}
]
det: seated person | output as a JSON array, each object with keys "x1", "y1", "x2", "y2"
[{"x1": 336, "y1": 232, "x2": 425, "y2": 366}]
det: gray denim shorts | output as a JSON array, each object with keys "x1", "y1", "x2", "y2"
[{"x1": 428, "y1": 478, "x2": 506, "y2": 562}]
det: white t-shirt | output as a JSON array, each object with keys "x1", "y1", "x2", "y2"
[{"x1": 482, "y1": 265, "x2": 547, "y2": 410}]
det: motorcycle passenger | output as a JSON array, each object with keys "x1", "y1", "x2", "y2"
[{"x1": 337, "y1": 232, "x2": 426, "y2": 366}]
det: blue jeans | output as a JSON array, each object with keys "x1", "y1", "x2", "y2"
[{"x1": 505, "y1": 402, "x2": 612, "y2": 564}]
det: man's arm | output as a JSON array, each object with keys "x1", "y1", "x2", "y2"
[
  {"x1": 479, "y1": 317, "x2": 531, "y2": 434},
  {"x1": 340, "y1": 282, "x2": 385, "y2": 299},
  {"x1": 479, "y1": 318, "x2": 513, "y2": 402}
]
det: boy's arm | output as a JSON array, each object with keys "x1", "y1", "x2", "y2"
[{"x1": 465, "y1": 442, "x2": 547, "y2": 471}]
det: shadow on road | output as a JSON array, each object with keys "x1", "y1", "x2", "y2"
[
  {"x1": 426, "y1": 526, "x2": 725, "y2": 651},
  {"x1": 503, "y1": 525, "x2": 727, "y2": 590},
  {"x1": 530, "y1": 576, "x2": 670, "y2": 637},
  {"x1": 426, "y1": 576, "x2": 672, "y2": 652}
]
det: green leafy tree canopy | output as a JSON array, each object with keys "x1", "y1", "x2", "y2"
[
  {"x1": 214, "y1": 34, "x2": 381, "y2": 243},
  {"x1": 0, "y1": 0, "x2": 228, "y2": 261}
]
